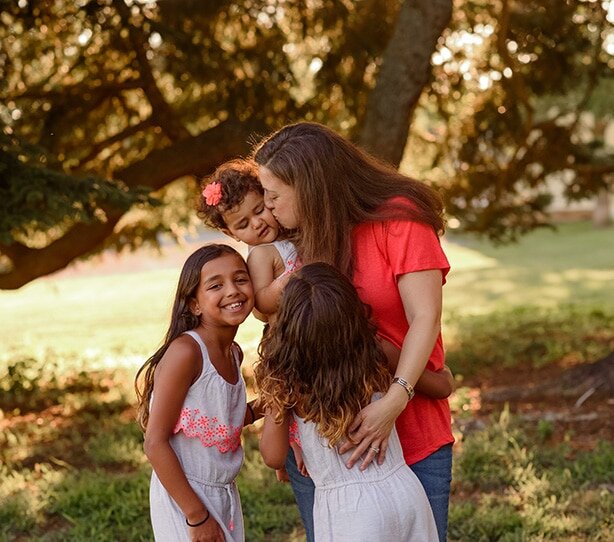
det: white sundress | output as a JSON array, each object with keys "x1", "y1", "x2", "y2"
[
  {"x1": 149, "y1": 330, "x2": 246, "y2": 541},
  {"x1": 293, "y1": 406, "x2": 438, "y2": 542}
]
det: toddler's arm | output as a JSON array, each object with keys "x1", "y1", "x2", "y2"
[
  {"x1": 260, "y1": 407, "x2": 290, "y2": 470},
  {"x1": 379, "y1": 336, "x2": 455, "y2": 399},
  {"x1": 247, "y1": 245, "x2": 290, "y2": 316}
]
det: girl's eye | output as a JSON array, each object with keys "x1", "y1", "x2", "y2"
[
  {"x1": 255, "y1": 206, "x2": 264, "y2": 214},
  {"x1": 208, "y1": 284, "x2": 222, "y2": 290}
]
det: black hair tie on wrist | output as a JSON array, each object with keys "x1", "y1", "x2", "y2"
[{"x1": 186, "y1": 510, "x2": 210, "y2": 527}]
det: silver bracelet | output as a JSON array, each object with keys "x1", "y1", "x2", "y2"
[{"x1": 392, "y1": 376, "x2": 415, "y2": 401}]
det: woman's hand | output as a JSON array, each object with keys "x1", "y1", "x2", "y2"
[
  {"x1": 338, "y1": 387, "x2": 408, "y2": 470},
  {"x1": 188, "y1": 515, "x2": 225, "y2": 542}
]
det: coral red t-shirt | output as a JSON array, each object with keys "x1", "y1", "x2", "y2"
[{"x1": 352, "y1": 205, "x2": 454, "y2": 465}]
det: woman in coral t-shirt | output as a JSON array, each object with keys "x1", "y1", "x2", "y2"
[{"x1": 252, "y1": 122, "x2": 454, "y2": 542}]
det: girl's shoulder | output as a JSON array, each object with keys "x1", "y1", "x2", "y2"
[{"x1": 157, "y1": 334, "x2": 203, "y2": 378}]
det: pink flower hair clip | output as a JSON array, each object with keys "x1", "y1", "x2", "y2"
[{"x1": 202, "y1": 182, "x2": 223, "y2": 206}]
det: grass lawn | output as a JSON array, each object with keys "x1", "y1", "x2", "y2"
[
  {"x1": 0, "y1": 221, "x2": 612, "y2": 363},
  {"x1": 1, "y1": 221, "x2": 612, "y2": 541}
]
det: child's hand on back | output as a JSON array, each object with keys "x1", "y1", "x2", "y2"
[
  {"x1": 275, "y1": 467, "x2": 290, "y2": 482},
  {"x1": 291, "y1": 442, "x2": 309, "y2": 477}
]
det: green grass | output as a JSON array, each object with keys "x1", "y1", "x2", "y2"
[
  {"x1": 0, "y1": 222, "x2": 611, "y2": 367},
  {"x1": 0, "y1": 221, "x2": 612, "y2": 540},
  {"x1": 443, "y1": 221, "x2": 614, "y2": 314},
  {"x1": 449, "y1": 408, "x2": 614, "y2": 541}
]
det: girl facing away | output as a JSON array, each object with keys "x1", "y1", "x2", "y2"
[
  {"x1": 253, "y1": 122, "x2": 454, "y2": 542},
  {"x1": 255, "y1": 263, "x2": 438, "y2": 542},
  {"x1": 197, "y1": 159, "x2": 299, "y2": 323},
  {"x1": 135, "y1": 244, "x2": 258, "y2": 542}
]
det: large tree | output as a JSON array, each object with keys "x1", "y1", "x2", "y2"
[{"x1": 1, "y1": 0, "x2": 611, "y2": 289}]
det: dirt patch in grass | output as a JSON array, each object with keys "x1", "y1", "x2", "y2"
[{"x1": 459, "y1": 357, "x2": 614, "y2": 452}]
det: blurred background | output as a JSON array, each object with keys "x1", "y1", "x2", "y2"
[{"x1": 1, "y1": 1, "x2": 612, "y2": 540}]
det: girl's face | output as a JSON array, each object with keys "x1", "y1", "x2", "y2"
[
  {"x1": 259, "y1": 166, "x2": 299, "y2": 230},
  {"x1": 221, "y1": 190, "x2": 279, "y2": 246},
  {"x1": 191, "y1": 253, "x2": 254, "y2": 328}
]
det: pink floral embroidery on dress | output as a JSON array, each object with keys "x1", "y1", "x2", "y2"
[
  {"x1": 174, "y1": 408, "x2": 242, "y2": 453},
  {"x1": 289, "y1": 418, "x2": 302, "y2": 447}
]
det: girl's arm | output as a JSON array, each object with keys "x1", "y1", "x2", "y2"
[
  {"x1": 379, "y1": 337, "x2": 454, "y2": 399},
  {"x1": 247, "y1": 245, "x2": 290, "y2": 315},
  {"x1": 340, "y1": 269, "x2": 443, "y2": 469},
  {"x1": 143, "y1": 337, "x2": 225, "y2": 540},
  {"x1": 259, "y1": 408, "x2": 290, "y2": 469}
]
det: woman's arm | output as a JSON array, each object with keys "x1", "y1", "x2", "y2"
[
  {"x1": 379, "y1": 337, "x2": 454, "y2": 399},
  {"x1": 247, "y1": 245, "x2": 290, "y2": 316},
  {"x1": 339, "y1": 269, "x2": 443, "y2": 469},
  {"x1": 259, "y1": 408, "x2": 290, "y2": 469},
  {"x1": 144, "y1": 338, "x2": 225, "y2": 540}
]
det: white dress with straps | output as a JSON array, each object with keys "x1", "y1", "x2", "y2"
[
  {"x1": 293, "y1": 403, "x2": 438, "y2": 542},
  {"x1": 149, "y1": 330, "x2": 246, "y2": 541}
]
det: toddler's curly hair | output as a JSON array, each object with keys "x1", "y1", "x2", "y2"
[{"x1": 197, "y1": 159, "x2": 263, "y2": 230}]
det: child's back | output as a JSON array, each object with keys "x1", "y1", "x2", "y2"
[{"x1": 293, "y1": 407, "x2": 437, "y2": 542}]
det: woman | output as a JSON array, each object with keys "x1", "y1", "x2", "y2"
[{"x1": 252, "y1": 122, "x2": 454, "y2": 542}]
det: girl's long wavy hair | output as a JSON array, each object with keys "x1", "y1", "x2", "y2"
[
  {"x1": 253, "y1": 122, "x2": 445, "y2": 277},
  {"x1": 254, "y1": 262, "x2": 391, "y2": 447},
  {"x1": 134, "y1": 243, "x2": 243, "y2": 431}
]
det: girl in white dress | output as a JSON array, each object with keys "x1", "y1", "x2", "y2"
[
  {"x1": 255, "y1": 263, "x2": 438, "y2": 542},
  {"x1": 135, "y1": 244, "x2": 257, "y2": 541}
]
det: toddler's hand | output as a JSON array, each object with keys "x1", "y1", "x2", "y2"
[
  {"x1": 291, "y1": 442, "x2": 309, "y2": 477},
  {"x1": 275, "y1": 467, "x2": 290, "y2": 482}
]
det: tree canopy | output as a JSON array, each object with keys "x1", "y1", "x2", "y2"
[{"x1": 1, "y1": 0, "x2": 612, "y2": 289}]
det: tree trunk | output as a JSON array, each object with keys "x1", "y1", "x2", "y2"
[
  {"x1": 358, "y1": 0, "x2": 452, "y2": 167},
  {"x1": 592, "y1": 187, "x2": 611, "y2": 228}
]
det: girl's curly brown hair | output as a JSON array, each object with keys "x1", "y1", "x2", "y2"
[
  {"x1": 197, "y1": 159, "x2": 262, "y2": 230},
  {"x1": 254, "y1": 262, "x2": 391, "y2": 447}
]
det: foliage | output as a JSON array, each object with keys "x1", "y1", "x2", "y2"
[
  {"x1": 1, "y1": 354, "x2": 612, "y2": 540},
  {"x1": 407, "y1": 0, "x2": 614, "y2": 241},
  {"x1": 450, "y1": 409, "x2": 614, "y2": 541},
  {"x1": 1, "y1": 0, "x2": 612, "y2": 287},
  {"x1": 446, "y1": 303, "x2": 614, "y2": 375}
]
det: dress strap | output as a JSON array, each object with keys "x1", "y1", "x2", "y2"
[{"x1": 183, "y1": 330, "x2": 210, "y2": 373}]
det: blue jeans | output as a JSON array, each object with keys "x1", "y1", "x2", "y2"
[
  {"x1": 410, "y1": 443, "x2": 453, "y2": 542},
  {"x1": 286, "y1": 443, "x2": 452, "y2": 542},
  {"x1": 286, "y1": 448, "x2": 315, "y2": 542}
]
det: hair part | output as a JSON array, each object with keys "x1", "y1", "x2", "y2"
[
  {"x1": 254, "y1": 262, "x2": 391, "y2": 447},
  {"x1": 253, "y1": 122, "x2": 445, "y2": 276},
  {"x1": 134, "y1": 243, "x2": 244, "y2": 430},
  {"x1": 197, "y1": 159, "x2": 263, "y2": 230}
]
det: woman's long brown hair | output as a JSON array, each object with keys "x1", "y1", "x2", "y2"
[
  {"x1": 253, "y1": 122, "x2": 445, "y2": 277},
  {"x1": 254, "y1": 263, "x2": 391, "y2": 447},
  {"x1": 134, "y1": 243, "x2": 243, "y2": 430}
]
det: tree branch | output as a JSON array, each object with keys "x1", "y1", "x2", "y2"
[
  {"x1": 0, "y1": 119, "x2": 266, "y2": 290},
  {"x1": 112, "y1": 0, "x2": 190, "y2": 141}
]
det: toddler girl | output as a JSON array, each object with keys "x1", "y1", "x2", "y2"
[
  {"x1": 135, "y1": 244, "x2": 257, "y2": 541},
  {"x1": 255, "y1": 262, "x2": 438, "y2": 541},
  {"x1": 197, "y1": 159, "x2": 298, "y2": 322}
]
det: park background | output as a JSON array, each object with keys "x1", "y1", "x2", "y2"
[{"x1": 1, "y1": 1, "x2": 613, "y2": 540}]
